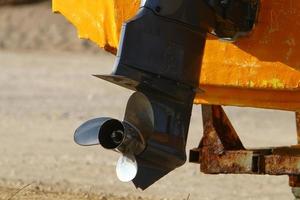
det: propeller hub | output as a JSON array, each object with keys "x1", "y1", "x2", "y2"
[
  {"x1": 99, "y1": 119, "x2": 125, "y2": 149},
  {"x1": 111, "y1": 130, "x2": 124, "y2": 145}
]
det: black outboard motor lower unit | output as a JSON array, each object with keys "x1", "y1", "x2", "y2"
[{"x1": 74, "y1": 0, "x2": 260, "y2": 189}]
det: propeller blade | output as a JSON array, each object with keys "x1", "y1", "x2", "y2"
[
  {"x1": 124, "y1": 92, "x2": 154, "y2": 142},
  {"x1": 74, "y1": 118, "x2": 110, "y2": 146},
  {"x1": 116, "y1": 154, "x2": 138, "y2": 182}
]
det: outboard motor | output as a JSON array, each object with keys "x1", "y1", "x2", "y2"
[{"x1": 74, "y1": 0, "x2": 260, "y2": 189}]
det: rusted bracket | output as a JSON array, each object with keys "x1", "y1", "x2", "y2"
[
  {"x1": 190, "y1": 106, "x2": 300, "y2": 177},
  {"x1": 289, "y1": 112, "x2": 300, "y2": 199}
]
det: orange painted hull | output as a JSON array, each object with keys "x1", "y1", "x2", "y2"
[{"x1": 53, "y1": 0, "x2": 300, "y2": 111}]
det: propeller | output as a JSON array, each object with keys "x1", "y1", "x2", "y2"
[
  {"x1": 73, "y1": 92, "x2": 154, "y2": 182},
  {"x1": 74, "y1": 118, "x2": 139, "y2": 182}
]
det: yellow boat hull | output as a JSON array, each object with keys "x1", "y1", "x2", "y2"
[{"x1": 53, "y1": 0, "x2": 300, "y2": 111}]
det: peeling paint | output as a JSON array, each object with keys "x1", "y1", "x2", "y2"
[{"x1": 268, "y1": 78, "x2": 285, "y2": 89}]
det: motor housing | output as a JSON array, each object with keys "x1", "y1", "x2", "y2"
[{"x1": 77, "y1": 0, "x2": 260, "y2": 189}]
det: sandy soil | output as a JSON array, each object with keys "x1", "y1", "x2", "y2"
[
  {"x1": 0, "y1": 1, "x2": 299, "y2": 200},
  {"x1": 0, "y1": 1, "x2": 98, "y2": 53},
  {"x1": 0, "y1": 185, "x2": 154, "y2": 200},
  {"x1": 0, "y1": 50, "x2": 298, "y2": 200}
]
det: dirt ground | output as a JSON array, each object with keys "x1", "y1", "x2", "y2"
[
  {"x1": 0, "y1": 2, "x2": 299, "y2": 200},
  {"x1": 0, "y1": 1, "x2": 99, "y2": 53}
]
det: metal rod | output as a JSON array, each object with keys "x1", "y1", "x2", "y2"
[{"x1": 290, "y1": 112, "x2": 300, "y2": 200}]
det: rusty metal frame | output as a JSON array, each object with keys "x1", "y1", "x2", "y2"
[
  {"x1": 190, "y1": 105, "x2": 300, "y2": 181},
  {"x1": 289, "y1": 112, "x2": 300, "y2": 199}
]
